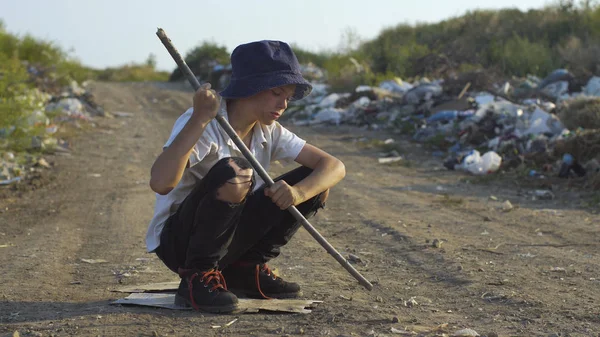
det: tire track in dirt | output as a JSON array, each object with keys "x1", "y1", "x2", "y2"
[{"x1": 291, "y1": 125, "x2": 600, "y2": 335}]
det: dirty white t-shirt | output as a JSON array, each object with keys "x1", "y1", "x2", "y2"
[{"x1": 145, "y1": 105, "x2": 306, "y2": 252}]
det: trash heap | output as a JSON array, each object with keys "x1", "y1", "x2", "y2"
[
  {"x1": 1, "y1": 68, "x2": 105, "y2": 186},
  {"x1": 286, "y1": 68, "x2": 600, "y2": 185}
]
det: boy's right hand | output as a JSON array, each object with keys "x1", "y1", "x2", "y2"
[{"x1": 192, "y1": 83, "x2": 220, "y2": 124}]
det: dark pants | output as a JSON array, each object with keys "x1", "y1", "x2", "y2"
[{"x1": 155, "y1": 157, "x2": 325, "y2": 274}]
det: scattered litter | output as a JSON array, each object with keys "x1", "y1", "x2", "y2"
[
  {"x1": 348, "y1": 254, "x2": 362, "y2": 263},
  {"x1": 517, "y1": 253, "x2": 536, "y2": 258},
  {"x1": 88, "y1": 173, "x2": 102, "y2": 178},
  {"x1": 535, "y1": 209, "x2": 564, "y2": 217},
  {"x1": 459, "y1": 150, "x2": 502, "y2": 175},
  {"x1": 533, "y1": 190, "x2": 555, "y2": 200},
  {"x1": 0, "y1": 177, "x2": 22, "y2": 186},
  {"x1": 452, "y1": 328, "x2": 480, "y2": 336},
  {"x1": 432, "y1": 239, "x2": 443, "y2": 248},
  {"x1": 378, "y1": 156, "x2": 403, "y2": 164},
  {"x1": 80, "y1": 258, "x2": 108, "y2": 264},
  {"x1": 36, "y1": 158, "x2": 51, "y2": 169},
  {"x1": 551, "y1": 267, "x2": 567, "y2": 273},
  {"x1": 391, "y1": 327, "x2": 416, "y2": 335},
  {"x1": 0, "y1": 244, "x2": 14, "y2": 248},
  {"x1": 113, "y1": 112, "x2": 134, "y2": 118},
  {"x1": 224, "y1": 318, "x2": 238, "y2": 327},
  {"x1": 501, "y1": 200, "x2": 514, "y2": 212},
  {"x1": 404, "y1": 297, "x2": 418, "y2": 307}
]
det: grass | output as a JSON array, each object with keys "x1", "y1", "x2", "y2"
[{"x1": 585, "y1": 193, "x2": 600, "y2": 209}]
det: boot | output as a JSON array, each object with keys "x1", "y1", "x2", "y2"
[
  {"x1": 174, "y1": 268, "x2": 238, "y2": 313},
  {"x1": 222, "y1": 263, "x2": 301, "y2": 299}
]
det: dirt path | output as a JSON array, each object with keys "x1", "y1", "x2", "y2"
[{"x1": 1, "y1": 82, "x2": 599, "y2": 337}]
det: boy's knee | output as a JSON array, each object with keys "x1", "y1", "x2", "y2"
[{"x1": 215, "y1": 158, "x2": 254, "y2": 204}]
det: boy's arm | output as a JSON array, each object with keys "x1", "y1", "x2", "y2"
[
  {"x1": 292, "y1": 143, "x2": 346, "y2": 202},
  {"x1": 149, "y1": 113, "x2": 211, "y2": 195},
  {"x1": 149, "y1": 84, "x2": 219, "y2": 195},
  {"x1": 265, "y1": 143, "x2": 345, "y2": 209}
]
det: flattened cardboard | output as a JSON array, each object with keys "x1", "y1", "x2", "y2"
[{"x1": 112, "y1": 293, "x2": 322, "y2": 314}]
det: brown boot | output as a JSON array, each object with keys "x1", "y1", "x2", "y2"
[
  {"x1": 222, "y1": 263, "x2": 301, "y2": 299},
  {"x1": 175, "y1": 268, "x2": 238, "y2": 313}
]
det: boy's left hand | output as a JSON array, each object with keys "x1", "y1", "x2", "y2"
[{"x1": 265, "y1": 181, "x2": 305, "y2": 210}]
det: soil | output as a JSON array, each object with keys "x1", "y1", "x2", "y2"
[{"x1": 1, "y1": 81, "x2": 599, "y2": 337}]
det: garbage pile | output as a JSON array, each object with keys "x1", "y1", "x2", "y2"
[
  {"x1": 286, "y1": 68, "x2": 600, "y2": 185},
  {"x1": 1, "y1": 69, "x2": 105, "y2": 186}
]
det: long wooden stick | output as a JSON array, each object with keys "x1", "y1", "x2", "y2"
[{"x1": 156, "y1": 28, "x2": 373, "y2": 291}]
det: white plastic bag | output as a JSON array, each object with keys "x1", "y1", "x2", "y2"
[{"x1": 461, "y1": 150, "x2": 502, "y2": 175}]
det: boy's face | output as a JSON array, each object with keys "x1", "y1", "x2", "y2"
[{"x1": 244, "y1": 84, "x2": 296, "y2": 125}]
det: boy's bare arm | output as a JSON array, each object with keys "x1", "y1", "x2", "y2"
[
  {"x1": 149, "y1": 84, "x2": 219, "y2": 195},
  {"x1": 292, "y1": 143, "x2": 346, "y2": 202},
  {"x1": 265, "y1": 143, "x2": 345, "y2": 209}
]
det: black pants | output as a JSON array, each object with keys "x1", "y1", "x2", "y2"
[{"x1": 155, "y1": 157, "x2": 325, "y2": 274}]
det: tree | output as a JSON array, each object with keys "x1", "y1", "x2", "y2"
[
  {"x1": 145, "y1": 53, "x2": 157, "y2": 69},
  {"x1": 337, "y1": 27, "x2": 362, "y2": 54},
  {"x1": 169, "y1": 41, "x2": 230, "y2": 82}
]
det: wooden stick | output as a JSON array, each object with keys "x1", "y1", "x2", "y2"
[
  {"x1": 156, "y1": 28, "x2": 373, "y2": 291},
  {"x1": 457, "y1": 82, "x2": 471, "y2": 99}
]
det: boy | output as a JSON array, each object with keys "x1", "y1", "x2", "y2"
[{"x1": 147, "y1": 40, "x2": 345, "y2": 313}]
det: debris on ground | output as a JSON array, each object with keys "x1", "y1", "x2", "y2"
[
  {"x1": 501, "y1": 200, "x2": 514, "y2": 212},
  {"x1": 80, "y1": 258, "x2": 108, "y2": 264},
  {"x1": 452, "y1": 328, "x2": 480, "y2": 337},
  {"x1": 284, "y1": 67, "x2": 600, "y2": 190},
  {"x1": 403, "y1": 297, "x2": 419, "y2": 307},
  {"x1": 1, "y1": 67, "x2": 107, "y2": 188}
]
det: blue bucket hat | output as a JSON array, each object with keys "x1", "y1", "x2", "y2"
[{"x1": 219, "y1": 40, "x2": 313, "y2": 101}]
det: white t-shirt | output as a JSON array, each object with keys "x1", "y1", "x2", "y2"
[{"x1": 145, "y1": 105, "x2": 307, "y2": 252}]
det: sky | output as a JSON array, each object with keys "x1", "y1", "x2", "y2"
[{"x1": 1, "y1": 0, "x2": 553, "y2": 72}]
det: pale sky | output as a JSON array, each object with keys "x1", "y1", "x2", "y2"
[{"x1": 1, "y1": 0, "x2": 553, "y2": 72}]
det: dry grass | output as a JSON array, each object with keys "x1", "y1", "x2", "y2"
[
  {"x1": 557, "y1": 97, "x2": 600, "y2": 130},
  {"x1": 433, "y1": 194, "x2": 465, "y2": 207},
  {"x1": 554, "y1": 129, "x2": 600, "y2": 163}
]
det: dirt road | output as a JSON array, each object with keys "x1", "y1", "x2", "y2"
[{"x1": 1, "y1": 82, "x2": 599, "y2": 337}]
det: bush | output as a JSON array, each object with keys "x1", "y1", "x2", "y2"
[
  {"x1": 169, "y1": 41, "x2": 230, "y2": 82},
  {"x1": 488, "y1": 35, "x2": 557, "y2": 76},
  {"x1": 97, "y1": 60, "x2": 169, "y2": 82},
  {"x1": 0, "y1": 53, "x2": 45, "y2": 150},
  {"x1": 558, "y1": 97, "x2": 600, "y2": 130}
]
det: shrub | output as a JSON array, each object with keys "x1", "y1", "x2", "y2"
[{"x1": 0, "y1": 53, "x2": 45, "y2": 150}]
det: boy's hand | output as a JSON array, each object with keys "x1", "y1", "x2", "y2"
[
  {"x1": 265, "y1": 181, "x2": 305, "y2": 210},
  {"x1": 192, "y1": 83, "x2": 220, "y2": 124}
]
